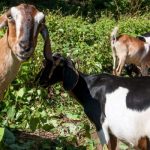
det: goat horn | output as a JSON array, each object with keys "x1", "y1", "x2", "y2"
[{"x1": 40, "y1": 24, "x2": 53, "y2": 61}]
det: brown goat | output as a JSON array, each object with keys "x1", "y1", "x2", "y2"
[
  {"x1": 0, "y1": 4, "x2": 52, "y2": 99},
  {"x1": 111, "y1": 26, "x2": 150, "y2": 76}
]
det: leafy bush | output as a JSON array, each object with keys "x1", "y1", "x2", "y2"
[
  {"x1": 0, "y1": 0, "x2": 150, "y2": 19},
  {"x1": 0, "y1": 11, "x2": 150, "y2": 149}
]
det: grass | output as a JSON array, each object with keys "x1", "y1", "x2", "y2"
[{"x1": 0, "y1": 10, "x2": 150, "y2": 149}]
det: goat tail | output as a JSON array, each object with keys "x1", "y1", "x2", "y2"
[
  {"x1": 111, "y1": 26, "x2": 119, "y2": 74},
  {"x1": 111, "y1": 26, "x2": 119, "y2": 44}
]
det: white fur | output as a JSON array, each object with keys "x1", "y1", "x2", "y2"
[
  {"x1": 111, "y1": 26, "x2": 119, "y2": 42},
  {"x1": 11, "y1": 7, "x2": 22, "y2": 38},
  {"x1": 145, "y1": 37, "x2": 150, "y2": 44},
  {"x1": 34, "y1": 12, "x2": 44, "y2": 36},
  {"x1": 141, "y1": 43, "x2": 150, "y2": 60},
  {"x1": 103, "y1": 87, "x2": 150, "y2": 146},
  {"x1": 34, "y1": 12, "x2": 44, "y2": 23}
]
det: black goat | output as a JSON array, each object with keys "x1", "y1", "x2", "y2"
[
  {"x1": 124, "y1": 64, "x2": 141, "y2": 77},
  {"x1": 37, "y1": 53, "x2": 150, "y2": 150}
]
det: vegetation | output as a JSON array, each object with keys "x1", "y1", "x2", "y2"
[{"x1": 0, "y1": 0, "x2": 150, "y2": 149}]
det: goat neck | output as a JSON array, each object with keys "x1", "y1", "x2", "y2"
[
  {"x1": 0, "y1": 34, "x2": 21, "y2": 99},
  {"x1": 69, "y1": 72, "x2": 92, "y2": 105},
  {"x1": 69, "y1": 72, "x2": 102, "y2": 131}
]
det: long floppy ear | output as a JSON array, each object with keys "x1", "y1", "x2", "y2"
[
  {"x1": 0, "y1": 13, "x2": 8, "y2": 29},
  {"x1": 63, "y1": 58, "x2": 79, "y2": 91},
  {"x1": 40, "y1": 24, "x2": 53, "y2": 61}
]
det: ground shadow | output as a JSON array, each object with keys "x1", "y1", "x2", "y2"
[{"x1": 1, "y1": 128, "x2": 86, "y2": 150}]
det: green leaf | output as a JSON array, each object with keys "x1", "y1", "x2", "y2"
[
  {"x1": 66, "y1": 113, "x2": 80, "y2": 120},
  {"x1": 42, "y1": 124, "x2": 54, "y2": 131},
  {"x1": 48, "y1": 119, "x2": 58, "y2": 128},
  {"x1": 120, "y1": 142, "x2": 128, "y2": 150},
  {"x1": 0, "y1": 128, "x2": 5, "y2": 142},
  {"x1": 37, "y1": 89, "x2": 42, "y2": 96},
  {"x1": 29, "y1": 117, "x2": 39, "y2": 131},
  {"x1": 7, "y1": 106, "x2": 16, "y2": 120},
  {"x1": 63, "y1": 123, "x2": 77, "y2": 134},
  {"x1": 16, "y1": 87, "x2": 26, "y2": 98}
]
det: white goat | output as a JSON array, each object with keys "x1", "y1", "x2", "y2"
[
  {"x1": 111, "y1": 26, "x2": 150, "y2": 76},
  {"x1": 0, "y1": 4, "x2": 52, "y2": 99}
]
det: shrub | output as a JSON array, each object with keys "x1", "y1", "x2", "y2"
[{"x1": 1, "y1": 11, "x2": 150, "y2": 148}]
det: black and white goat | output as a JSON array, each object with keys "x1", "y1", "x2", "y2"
[{"x1": 37, "y1": 53, "x2": 150, "y2": 150}]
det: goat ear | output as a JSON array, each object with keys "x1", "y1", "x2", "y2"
[
  {"x1": 0, "y1": 13, "x2": 8, "y2": 29},
  {"x1": 40, "y1": 24, "x2": 53, "y2": 61},
  {"x1": 63, "y1": 59, "x2": 79, "y2": 91}
]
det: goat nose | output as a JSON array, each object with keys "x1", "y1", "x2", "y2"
[{"x1": 19, "y1": 40, "x2": 30, "y2": 51}]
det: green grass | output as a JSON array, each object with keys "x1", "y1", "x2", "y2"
[{"x1": 0, "y1": 11, "x2": 150, "y2": 149}]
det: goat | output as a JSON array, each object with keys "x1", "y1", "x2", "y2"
[
  {"x1": 124, "y1": 32, "x2": 150, "y2": 77},
  {"x1": 0, "y1": 4, "x2": 53, "y2": 99},
  {"x1": 124, "y1": 64, "x2": 141, "y2": 77},
  {"x1": 111, "y1": 26, "x2": 150, "y2": 76},
  {"x1": 37, "y1": 53, "x2": 150, "y2": 150}
]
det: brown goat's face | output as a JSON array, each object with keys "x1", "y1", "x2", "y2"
[{"x1": 0, "y1": 4, "x2": 46, "y2": 61}]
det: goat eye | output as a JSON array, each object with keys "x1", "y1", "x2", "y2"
[{"x1": 7, "y1": 15, "x2": 13, "y2": 20}]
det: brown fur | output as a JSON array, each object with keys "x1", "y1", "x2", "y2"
[
  {"x1": 108, "y1": 134, "x2": 118, "y2": 150},
  {"x1": 107, "y1": 136, "x2": 150, "y2": 150},
  {"x1": 0, "y1": 35, "x2": 21, "y2": 99},
  {"x1": 111, "y1": 27, "x2": 150, "y2": 76},
  {"x1": 0, "y1": 4, "x2": 51, "y2": 100},
  {"x1": 137, "y1": 137, "x2": 149, "y2": 150}
]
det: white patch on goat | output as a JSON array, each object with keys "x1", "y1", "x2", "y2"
[
  {"x1": 104, "y1": 87, "x2": 150, "y2": 146},
  {"x1": 145, "y1": 37, "x2": 150, "y2": 44},
  {"x1": 34, "y1": 12, "x2": 44, "y2": 36},
  {"x1": 11, "y1": 7, "x2": 23, "y2": 39},
  {"x1": 142, "y1": 43, "x2": 150, "y2": 60}
]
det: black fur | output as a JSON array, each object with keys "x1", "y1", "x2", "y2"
[
  {"x1": 137, "y1": 36, "x2": 146, "y2": 42},
  {"x1": 37, "y1": 54, "x2": 102, "y2": 131},
  {"x1": 37, "y1": 54, "x2": 150, "y2": 133},
  {"x1": 137, "y1": 32, "x2": 150, "y2": 41},
  {"x1": 140, "y1": 32, "x2": 150, "y2": 37},
  {"x1": 86, "y1": 74, "x2": 150, "y2": 111},
  {"x1": 124, "y1": 64, "x2": 141, "y2": 77}
]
